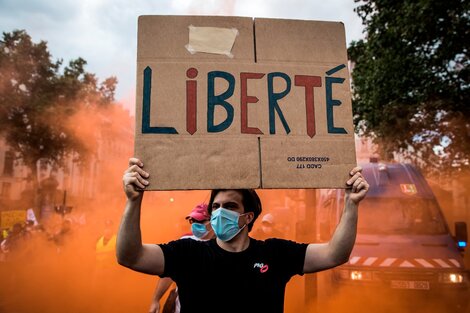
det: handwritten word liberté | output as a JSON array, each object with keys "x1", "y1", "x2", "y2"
[{"x1": 141, "y1": 64, "x2": 348, "y2": 138}]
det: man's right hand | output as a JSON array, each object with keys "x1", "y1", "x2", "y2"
[{"x1": 123, "y1": 157, "x2": 149, "y2": 201}]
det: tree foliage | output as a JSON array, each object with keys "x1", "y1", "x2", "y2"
[
  {"x1": 0, "y1": 30, "x2": 118, "y2": 180},
  {"x1": 349, "y1": 0, "x2": 470, "y2": 174}
]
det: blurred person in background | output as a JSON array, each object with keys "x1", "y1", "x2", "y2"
[
  {"x1": 149, "y1": 203, "x2": 215, "y2": 313},
  {"x1": 24, "y1": 220, "x2": 35, "y2": 234},
  {"x1": 0, "y1": 223, "x2": 27, "y2": 258},
  {"x1": 118, "y1": 158, "x2": 369, "y2": 313},
  {"x1": 251, "y1": 213, "x2": 285, "y2": 240},
  {"x1": 48, "y1": 218, "x2": 73, "y2": 252},
  {"x1": 90, "y1": 218, "x2": 122, "y2": 312},
  {"x1": 96, "y1": 219, "x2": 117, "y2": 268}
]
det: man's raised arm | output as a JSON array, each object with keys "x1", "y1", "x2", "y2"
[
  {"x1": 303, "y1": 166, "x2": 369, "y2": 273},
  {"x1": 116, "y1": 158, "x2": 165, "y2": 275}
]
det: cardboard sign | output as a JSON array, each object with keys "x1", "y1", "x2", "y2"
[{"x1": 134, "y1": 15, "x2": 357, "y2": 190}]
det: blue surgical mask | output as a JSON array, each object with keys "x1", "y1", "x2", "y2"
[
  {"x1": 191, "y1": 222, "x2": 209, "y2": 239},
  {"x1": 210, "y1": 208, "x2": 247, "y2": 242}
]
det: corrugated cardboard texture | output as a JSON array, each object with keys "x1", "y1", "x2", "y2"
[
  {"x1": 134, "y1": 15, "x2": 356, "y2": 190},
  {"x1": 255, "y1": 18, "x2": 348, "y2": 64}
]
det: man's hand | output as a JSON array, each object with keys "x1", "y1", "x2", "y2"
[
  {"x1": 345, "y1": 166, "x2": 369, "y2": 204},
  {"x1": 123, "y1": 157, "x2": 149, "y2": 201}
]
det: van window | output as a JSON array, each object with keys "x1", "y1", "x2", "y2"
[{"x1": 358, "y1": 198, "x2": 446, "y2": 235}]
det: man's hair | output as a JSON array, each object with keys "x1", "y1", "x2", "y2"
[{"x1": 207, "y1": 189, "x2": 262, "y2": 231}]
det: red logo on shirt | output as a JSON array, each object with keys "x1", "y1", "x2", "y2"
[{"x1": 254, "y1": 262, "x2": 269, "y2": 273}]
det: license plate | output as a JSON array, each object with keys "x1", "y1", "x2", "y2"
[{"x1": 390, "y1": 280, "x2": 430, "y2": 290}]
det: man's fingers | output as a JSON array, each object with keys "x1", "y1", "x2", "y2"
[
  {"x1": 126, "y1": 176, "x2": 146, "y2": 189},
  {"x1": 349, "y1": 166, "x2": 363, "y2": 176},
  {"x1": 347, "y1": 172, "x2": 363, "y2": 186},
  {"x1": 347, "y1": 166, "x2": 363, "y2": 185},
  {"x1": 124, "y1": 172, "x2": 149, "y2": 187},
  {"x1": 353, "y1": 180, "x2": 369, "y2": 194},
  {"x1": 133, "y1": 171, "x2": 149, "y2": 186},
  {"x1": 122, "y1": 157, "x2": 151, "y2": 198},
  {"x1": 128, "y1": 157, "x2": 143, "y2": 167},
  {"x1": 127, "y1": 157, "x2": 149, "y2": 177},
  {"x1": 346, "y1": 165, "x2": 369, "y2": 194},
  {"x1": 345, "y1": 167, "x2": 369, "y2": 203},
  {"x1": 124, "y1": 164, "x2": 150, "y2": 178},
  {"x1": 130, "y1": 165, "x2": 150, "y2": 178},
  {"x1": 352, "y1": 177, "x2": 363, "y2": 191}
]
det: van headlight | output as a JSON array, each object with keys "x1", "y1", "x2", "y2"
[
  {"x1": 337, "y1": 269, "x2": 373, "y2": 281},
  {"x1": 438, "y1": 273, "x2": 465, "y2": 283}
]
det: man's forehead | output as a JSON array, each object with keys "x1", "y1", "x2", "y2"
[{"x1": 214, "y1": 190, "x2": 243, "y2": 203}]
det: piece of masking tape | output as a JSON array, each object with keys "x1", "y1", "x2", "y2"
[{"x1": 185, "y1": 25, "x2": 239, "y2": 58}]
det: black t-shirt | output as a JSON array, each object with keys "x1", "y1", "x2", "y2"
[{"x1": 159, "y1": 237, "x2": 308, "y2": 313}]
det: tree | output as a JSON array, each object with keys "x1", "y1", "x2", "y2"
[
  {"x1": 349, "y1": 0, "x2": 470, "y2": 174},
  {"x1": 0, "y1": 30, "x2": 117, "y2": 184}
]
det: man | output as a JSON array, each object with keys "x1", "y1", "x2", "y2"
[
  {"x1": 91, "y1": 219, "x2": 120, "y2": 311},
  {"x1": 149, "y1": 203, "x2": 214, "y2": 313},
  {"x1": 0, "y1": 223, "x2": 25, "y2": 256},
  {"x1": 251, "y1": 213, "x2": 285, "y2": 240},
  {"x1": 117, "y1": 157, "x2": 369, "y2": 313}
]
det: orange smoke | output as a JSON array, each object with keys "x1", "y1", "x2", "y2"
[
  {"x1": 3, "y1": 97, "x2": 468, "y2": 313},
  {"x1": 0, "y1": 99, "x2": 213, "y2": 312}
]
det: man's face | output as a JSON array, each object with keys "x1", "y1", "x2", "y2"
[
  {"x1": 211, "y1": 190, "x2": 254, "y2": 227},
  {"x1": 188, "y1": 217, "x2": 212, "y2": 237},
  {"x1": 261, "y1": 222, "x2": 273, "y2": 234}
]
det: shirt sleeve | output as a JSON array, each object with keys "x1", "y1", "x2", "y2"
[
  {"x1": 158, "y1": 238, "x2": 206, "y2": 280},
  {"x1": 158, "y1": 238, "x2": 191, "y2": 278},
  {"x1": 266, "y1": 238, "x2": 308, "y2": 278}
]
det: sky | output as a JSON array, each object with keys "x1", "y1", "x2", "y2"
[{"x1": 0, "y1": 0, "x2": 366, "y2": 113}]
